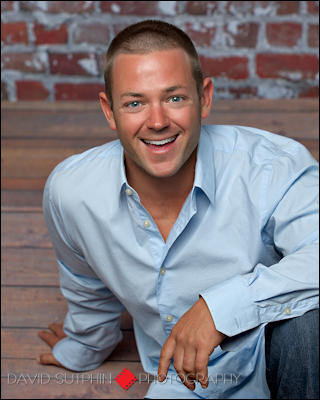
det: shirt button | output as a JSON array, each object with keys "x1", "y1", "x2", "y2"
[
  {"x1": 284, "y1": 307, "x2": 291, "y2": 315},
  {"x1": 166, "y1": 315, "x2": 173, "y2": 322},
  {"x1": 160, "y1": 267, "x2": 166, "y2": 275},
  {"x1": 143, "y1": 220, "x2": 150, "y2": 228},
  {"x1": 125, "y1": 188, "x2": 133, "y2": 196}
]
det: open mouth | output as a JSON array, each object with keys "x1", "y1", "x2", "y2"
[{"x1": 142, "y1": 135, "x2": 178, "y2": 147}]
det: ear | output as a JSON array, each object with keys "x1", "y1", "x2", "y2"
[
  {"x1": 99, "y1": 92, "x2": 117, "y2": 131},
  {"x1": 200, "y1": 78, "x2": 214, "y2": 120}
]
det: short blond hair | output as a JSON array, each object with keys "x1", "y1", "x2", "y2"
[{"x1": 104, "y1": 20, "x2": 204, "y2": 110}]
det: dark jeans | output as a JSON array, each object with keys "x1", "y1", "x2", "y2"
[{"x1": 265, "y1": 308, "x2": 319, "y2": 399}]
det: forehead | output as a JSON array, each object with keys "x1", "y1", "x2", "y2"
[{"x1": 112, "y1": 48, "x2": 195, "y2": 93}]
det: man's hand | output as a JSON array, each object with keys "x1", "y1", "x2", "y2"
[
  {"x1": 158, "y1": 297, "x2": 226, "y2": 391},
  {"x1": 37, "y1": 322, "x2": 67, "y2": 368}
]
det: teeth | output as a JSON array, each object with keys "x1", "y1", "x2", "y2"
[{"x1": 143, "y1": 135, "x2": 177, "y2": 146}]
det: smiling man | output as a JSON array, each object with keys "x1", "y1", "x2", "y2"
[{"x1": 38, "y1": 20, "x2": 319, "y2": 399}]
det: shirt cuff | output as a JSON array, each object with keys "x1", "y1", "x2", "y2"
[
  {"x1": 52, "y1": 336, "x2": 120, "y2": 372},
  {"x1": 200, "y1": 275, "x2": 258, "y2": 339}
]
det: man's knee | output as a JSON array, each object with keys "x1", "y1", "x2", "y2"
[{"x1": 265, "y1": 308, "x2": 319, "y2": 399}]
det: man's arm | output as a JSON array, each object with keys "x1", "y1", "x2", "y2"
[
  {"x1": 158, "y1": 297, "x2": 225, "y2": 390},
  {"x1": 39, "y1": 165, "x2": 126, "y2": 371},
  {"x1": 159, "y1": 141, "x2": 319, "y2": 390}
]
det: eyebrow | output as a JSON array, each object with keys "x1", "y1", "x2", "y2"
[{"x1": 120, "y1": 85, "x2": 188, "y2": 99}]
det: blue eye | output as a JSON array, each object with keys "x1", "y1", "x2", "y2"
[
  {"x1": 127, "y1": 101, "x2": 141, "y2": 108},
  {"x1": 170, "y1": 96, "x2": 183, "y2": 103}
]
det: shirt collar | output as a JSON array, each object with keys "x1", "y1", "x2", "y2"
[
  {"x1": 117, "y1": 126, "x2": 216, "y2": 207},
  {"x1": 193, "y1": 126, "x2": 216, "y2": 206},
  {"x1": 118, "y1": 144, "x2": 128, "y2": 207}
]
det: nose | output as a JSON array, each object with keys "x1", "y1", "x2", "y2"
[{"x1": 146, "y1": 104, "x2": 169, "y2": 131}]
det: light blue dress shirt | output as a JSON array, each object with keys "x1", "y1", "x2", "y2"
[{"x1": 43, "y1": 125, "x2": 319, "y2": 399}]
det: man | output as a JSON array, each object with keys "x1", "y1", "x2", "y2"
[{"x1": 38, "y1": 20, "x2": 319, "y2": 399}]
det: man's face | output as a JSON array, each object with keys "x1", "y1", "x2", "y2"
[{"x1": 102, "y1": 48, "x2": 210, "y2": 179}]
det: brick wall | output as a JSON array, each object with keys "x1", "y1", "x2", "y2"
[{"x1": 1, "y1": 1, "x2": 319, "y2": 101}]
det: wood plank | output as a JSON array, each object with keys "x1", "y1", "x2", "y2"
[
  {"x1": 1, "y1": 140, "x2": 318, "y2": 208},
  {"x1": 1, "y1": 190, "x2": 44, "y2": 207},
  {"x1": 1, "y1": 211, "x2": 51, "y2": 248},
  {"x1": 1, "y1": 286, "x2": 67, "y2": 327},
  {"x1": 1, "y1": 111, "x2": 116, "y2": 139},
  {"x1": 1, "y1": 206, "x2": 43, "y2": 212},
  {"x1": 1, "y1": 138, "x2": 318, "y2": 186},
  {"x1": 1, "y1": 109, "x2": 318, "y2": 140},
  {"x1": 1, "y1": 359, "x2": 147, "y2": 380},
  {"x1": 2, "y1": 147, "x2": 79, "y2": 160},
  {"x1": 1, "y1": 379, "x2": 150, "y2": 400},
  {"x1": 2, "y1": 100, "x2": 318, "y2": 140},
  {"x1": 2, "y1": 155, "x2": 67, "y2": 179},
  {"x1": 204, "y1": 111, "x2": 319, "y2": 140},
  {"x1": 1, "y1": 137, "x2": 108, "y2": 149},
  {"x1": 1, "y1": 248, "x2": 59, "y2": 286},
  {"x1": 1, "y1": 359, "x2": 150, "y2": 399},
  {"x1": 1, "y1": 329, "x2": 140, "y2": 362},
  {"x1": 1, "y1": 147, "x2": 79, "y2": 179},
  {"x1": 1, "y1": 178, "x2": 47, "y2": 190},
  {"x1": 1, "y1": 287, "x2": 133, "y2": 330},
  {"x1": 1, "y1": 378, "x2": 150, "y2": 399},
  {"x1": 2, "y1": 98, "x2": 319, "y2": 111}
]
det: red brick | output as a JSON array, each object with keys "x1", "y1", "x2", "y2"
[
  {"x1": 199, "y1": 56, "x2": 249, "y2": 80},
  {"x1": 214, "y1": 86, "x2": 258, "y2": 99},
  {"x1": 16, "y1": 80, "x2": 50, "y2": 100},
  {"x1": 226, "y1": 1, "x2": 299, "y2": 16},
  {"x1": 1, "y1": 22, "x2": 28, "y2": 45},
  {"x1": 101, "y1": 1, "x2": 169, "y2": 15},
  {"x1": 185, "y1": 1, "x2": 218, "y2": 15},
  {"x1": 226, "y1": 1, "x2": 263, "y2": 16},
  {"x1": 229, "y1": 86, "x2": 258, "y2": 98},
  {"x1": 55, "y1": 83, "x2": 105, "y2": 100},
  {"x1": 113, "y1": 22, "x2": 132, "y2": 36},
  {"x1": 256, "y1": 54, "x2": 319, "y2": 80},
  {"x1": 20, "y1": 1, "x2": 94, "y2": 13},
  {"x1": 1, "y1": 1, "x2": 14, "y2": 11},
  {"x1": 73, "y1": 23, "x2": 109, "y2": 45},
  {"x1": 307, "y1": 1, "x2": 319, "y2": 13},
  {"x1": 1, "y1": 52, "x2": 47, "y2": 73},
  {"x1": 298, "y1": 85, "x2": 319, "y2": 98},
  {"x1": 34, "y1": 24, "x2": 68, "y2": 45},
  {"x1": 275, "y1": 1, "x2": 299, "y2": 15},
  {"x1": 266, "y1": 23, "x2": 302, "y2": 47},
  {"x1": 224, "y1": 22, "x2": 259, "y2": 48},
  {"x1": 49, "y1": 53, "x2": 99, "y2": 76},
  {"x1": 1, "y1": 81, "x2": 9, "y2": 100},
  {"x1": 185, "y1": 22, "x2": 217, "y2": 47},
  {"x1": 308, "y1": 24, "x2": 319, "y2": 47}
]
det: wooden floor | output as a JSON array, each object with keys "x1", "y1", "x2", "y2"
[{"x1": 1, "y1": 99, "x2": 319, "y2": 399}]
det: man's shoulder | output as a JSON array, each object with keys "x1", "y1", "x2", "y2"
[
  {"x1": 52, "y1": 139, "x2": 122, "y2": 175},
  {"x1": 44, "y1": 139, "x2": 123, "y2": 205},
  {"x1": 202, "y1": 124, "x2": 302, "y2": 165}
]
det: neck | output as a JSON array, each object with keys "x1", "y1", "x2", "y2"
[{"x1": 125, "y1": 149, "x2": 197, "y2": 206}]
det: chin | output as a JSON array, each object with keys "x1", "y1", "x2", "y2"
[{"x1": 148, "y1": 166, "x2": 180, "y2": 179}]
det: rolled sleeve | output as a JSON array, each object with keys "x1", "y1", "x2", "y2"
[
  {"x1": 201, "y1": 142, "x2": 319, "y2": 351},
  {"x1": 201, "y1": 275, "x2": 258, "y2": 337},
  {"x1": 53, "y1": 261, "x2": 125, "y2": 371},
  {"x1": 43, "y1": 168, "x2": 126, "y2": 372}
]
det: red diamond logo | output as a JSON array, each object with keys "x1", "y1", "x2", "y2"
[{"x1": 115, "y1": 368, "x2": 137, "y2": 390}]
